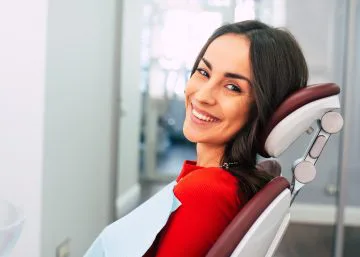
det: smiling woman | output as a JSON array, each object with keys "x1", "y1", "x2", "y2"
[
  {"x1": 145, "y1": 20, "x2": 308, "y2": 257},
  {"x1": 84, "y1": 19, "x2": 309, "y2": 257}
]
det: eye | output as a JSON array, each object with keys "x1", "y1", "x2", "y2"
[
  {"x1": 225, "y1": 84, "x2": 242, "y2": 93},
  {"x1": 196, "y1": 68, "x2": 209, "y2": 78}
]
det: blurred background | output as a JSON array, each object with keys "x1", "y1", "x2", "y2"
[{"x1": 0, "y1": 0, "x2": 359, "y2": 256}]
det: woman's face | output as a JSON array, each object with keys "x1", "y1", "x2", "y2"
[{"x1": 183, "y1": 33, "x2": 253, "y2": 146}]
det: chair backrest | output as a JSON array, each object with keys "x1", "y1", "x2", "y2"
[{"x1": 206, "y1": 176, "x2": 289, "y2": 257}]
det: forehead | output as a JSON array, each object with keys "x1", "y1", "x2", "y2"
[{"x1": 203, "y1": 33, "x2": 251, "y2": 75}]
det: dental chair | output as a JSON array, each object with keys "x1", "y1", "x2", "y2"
[{"x1": 206, "y1": 83, "x2": 344, "y2": 257}]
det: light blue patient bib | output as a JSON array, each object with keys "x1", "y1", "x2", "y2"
[{"x1": 84, "y1": 181, "x2": 181, "y2": 257}]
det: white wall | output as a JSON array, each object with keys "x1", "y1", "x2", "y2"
[
  {"x1": 0, "y1": 0, "x2": 119, "y2": 256},
  {"x1": 41, "y1": 0, "x2": 117, "y2": 256},
  {"x1": 0, "y1": 1, "x2": 48, "y2": 256}
]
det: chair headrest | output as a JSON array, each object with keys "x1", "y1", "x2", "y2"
[{"x1": 258, "y1": 83, "x2": 341, "y2": 158}]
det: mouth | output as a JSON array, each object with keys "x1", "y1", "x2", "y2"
[{"x1": 190, "y1": 103, "x2": 221, "y2": 123}]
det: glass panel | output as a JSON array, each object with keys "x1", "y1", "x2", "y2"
[
  {"x1": 208, "y1": 0, "x2": 232, "y2": 7},
  {"x1": 253, "y1": 0, "x2": 345, "y2": 256},
  {"x1": 139, "y1": 0, "x2": 225, "y2": 179},
  {"x1": 343, "y1": 1, "x2": 360, "y2": 256},
  {"x1": 235, "y1": 0, "x2": 256, "y2": 21}
]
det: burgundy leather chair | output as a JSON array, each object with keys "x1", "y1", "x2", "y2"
[{"x1": 206, "y1": 83, "x2": 344, "y2": 257}]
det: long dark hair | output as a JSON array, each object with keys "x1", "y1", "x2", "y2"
[{"x1": 190, "y1": 20, "x2": 309, "y2": 203}]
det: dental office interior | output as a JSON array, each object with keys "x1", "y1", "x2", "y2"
[{"x1": 0, "y1": 0, "x2": 359, "y2": 256}]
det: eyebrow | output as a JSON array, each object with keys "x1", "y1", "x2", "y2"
[{"x1": 201, "y1": 57, "x2": 252, "y2": 86}]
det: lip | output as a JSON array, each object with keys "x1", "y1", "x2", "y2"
[
  {"x1": 190, "y1": 103, "x2": 221, "y2": 125},
  {"x1": 191, "y1": 103, "x2": 220, "y2": 120}
]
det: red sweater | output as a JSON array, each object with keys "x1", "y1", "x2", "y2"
[{"x1": 144, "y1": 161, "x2": 241, "y2": 257}]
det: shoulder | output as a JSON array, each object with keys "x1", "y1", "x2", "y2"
[{"x1": 174, "y1": 167, "x2": 241, "y2": 207}]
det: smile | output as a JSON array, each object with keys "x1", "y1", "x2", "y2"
[{"x1": 191, "y1": 104, "x2": 220, "y2": 123}]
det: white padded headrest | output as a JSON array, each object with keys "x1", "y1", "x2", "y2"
[
  {"x1": 258, "y1": 83, "x2": 341, "y2": 158},
  {"x1": 265, "y1": 95, "x2": 340, "y2": 157}
]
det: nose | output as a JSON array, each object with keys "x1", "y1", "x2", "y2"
[{"x1": 194, "y1": 81, "x2": 217, "y2": 105}]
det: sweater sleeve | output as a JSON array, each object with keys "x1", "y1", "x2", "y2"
[{"x1": 154, "y1": 169, "x2": 240, "y2": 257}]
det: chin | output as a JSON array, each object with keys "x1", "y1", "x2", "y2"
[
  {"x1": 183, "y1": 118, "x2": 229, "y2": 145},
  {"x1": 183, "y1": 126, "x2": 221, "y2": 145},
  {"x1": 183, "y1": 126, "x2": 198, "y2": 143}
]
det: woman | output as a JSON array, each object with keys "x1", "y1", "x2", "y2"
[
  {"x1": 84, "y1": 20, "x2": 308, "y2": 257},
  {"x1": 144, "y1": 20, "x2": 308, "y2": 256}
]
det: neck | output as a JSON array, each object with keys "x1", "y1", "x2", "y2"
[{"x1": 196, "y1": 143, "x2": 225, "y2": 167}]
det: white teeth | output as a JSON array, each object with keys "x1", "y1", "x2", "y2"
[{"x1": 192, "y1": 109, "x2": 216, "y2": 122}]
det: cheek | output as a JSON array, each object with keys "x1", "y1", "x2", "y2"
[
  {"x1": 185, "y1": 77, "x2": 196, "y2": 93},
  {"x1": 223, "y1": 100, "x2": 251, "y2": 133},
  {"x1": 184, "y1": 78, "x2": 197, "y2": 106}
]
